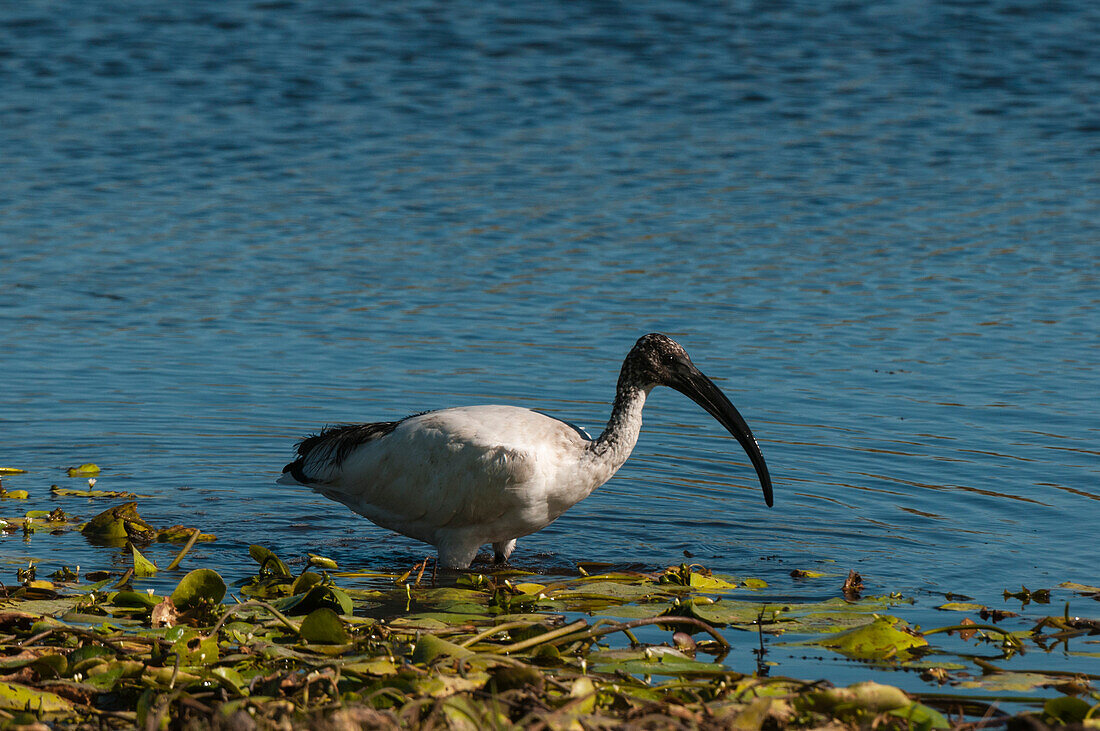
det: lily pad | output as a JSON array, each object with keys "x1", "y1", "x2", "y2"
[
  {"x1": 688, "y1": 572, "x2": 741, "y2": 592},
  {"x1": 1058, "y1": 581, "x2": 1100, "y2": 594},
  {"x1": 51, "y1": 484, "x2": 141, "y2": 498},
  {"x1": 0, "y1": 680, "x2": 74, "y2": 713},
  {"x1": 157, "y1": 525, "x2": 216, "y2": 542},
  {"x1": 300, "y1": 607, "x2": 349, "y2": 644},
  {"x1": 1043, "y1": 695, "x2": 1092, "y2": 724},
  {"x1": 807, "y1": 616, "x2": 928, "y2": 661},
  {"x1": 805, "y1": 681, "x2": 910, "y2": 713},
  {"x1": 958, "y1": 671, "x2": 1064, "y2": 692},
  {"x1": 686, "y1": 598, "x2": 768, "y2": 626},
  {"x1": 790, "y1": 569, "x2": 829, "y2": 578},
  {"x1": 166, "y1": 626, "x2": 219, "y2": 665},
  {"x1": 341, "y1": 657, "x2": 398, "y2": 677},
  {"x1": 412, "y1": 634, "x2": 474, "y2": 663},
  {"x1": 936, "y1": 602, "x2": 985, "y2": 612},
  {"x1": 112, "y1": 590, "x2": 159, "y2": 609},
  {"x1": 66, "y1": 463, "x2": 101, "y2": 477},
  {"x1": 170, "y1": 568, "x2": 226, "y2": 610},
  {"x1": 549, "y1": 580, "x2": 668, "y2": 602},
  {"x1": 589, "y1": 647, "x2": 733, "y2": 677}
]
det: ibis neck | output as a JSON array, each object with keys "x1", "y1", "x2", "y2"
[{"x1": 589, "y1": 383, "x2": 649, "y2": 468}]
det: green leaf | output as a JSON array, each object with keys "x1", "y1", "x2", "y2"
[
  {"x1": 688, "y1": 572, "x2": 740, "y2": 591},
  {"x1": 156, "y1": 525, "x2": 215, "y2": 542},
  {"x1": 412, "y1": 634, "x2": 474, "y2": 663},
  {"x1": 1058, "y1": 581, "x2": 1100, "y2": 594},
  {"x1": 687, "y1": 598, "x2": 768, "y2": 626},
  {"x1": 249, "y1": 545, "x2": 292, "y2": 577},
  {"x1": 808, "y1": 616, "x2": 928, "y2": 660},
  {"x1": 66, "y1": 463, "x2": 101, "y2": 477},
  {"x1": 132, "y1": 543, "x2": 158, "y2": 577},
  {"x1": 81, "y1": 502, "x2": 156, "y2": 543},
  {"x1": 275, "y1": 584, "x2": 353, "y2": 616},
  {"x1": 68, "y1": 644, "x2": 115, "y2": 668},
  {"x1": 1043, "y1": 696, "x2": 1091, "y2": 724},
  {"x1": 290, "y1": 571, "x2": 324, "y2": 595},
  {"x1": 342, "y1": 658, "x2": 399, "y2": 677},
  {"x1": 959, "y1": 672, "x2": 1066, "y2": 692},
  {"x1": 888, "y1": 703, "x2": 950, "y2": 729},
  {"x1": 307, "y1": 553, "x2": 338, "y2": 570},
  {"x1": 549, "y1": 580, "x2": 668, "y2": 602},
  {"x1": 170, "y1": 568, "x2": 226, "y2": 610},
  {"x1": 791, "y1": 569, "x2": 829, "y2": 578},
  {"x1": 806, "y1": 681, "x2": 910, "y2": 713},
  {"x1": 209, "y1": 666, "x2": 248, "y2": 697},
  {"x1": 0, "y1": 680, "x2": 74, "y2": 714},
  {"x1": 299, "y1": 607, "x2": 349, "y2": 644},
  {"x1": 112, "y1": 590, "x2": 159, "y2": 609},
  {"x1": 51, "y1": 484, "x2": 141, "y2": 498},
  {"x1": 588, "y1": 647, "x2": 732, "y2": 677},
  {"x1": 935, "y1": 602, "x2": 985, "y2": 612},
  {"x1": 166, "y1": 627, "x2": 220, "y2": 665}
]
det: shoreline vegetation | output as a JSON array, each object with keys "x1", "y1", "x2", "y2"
[{"x1": 1, "y1": 467, "x2": 1098, "y2": 729}]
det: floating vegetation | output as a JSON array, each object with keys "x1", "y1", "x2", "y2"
[
  {"x1": 78, "y1": 502, "x2": 216, "y2": 546},
  {"x1": 64, "y1": 463, "x2": 101, "y2": 478},
  {"x1": 51, "y1": 482, "x2": 143, "y2": 499},
  {"x1": 0, "y1": 532, "x2": 1096, "y2": 729},
  {"x1": 0, "y1": 483, "x2": 1095, "y2": 728}
]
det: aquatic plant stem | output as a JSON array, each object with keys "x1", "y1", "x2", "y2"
[
  {"x1": 493, "y1": 619, "x2": 589, "y2": 654},
  {"x1": 166, "y1": 528, "x2": 202, "y2": 571},
  {"x1": 557, "y1": 616, "x2": 731, "y2": 652},
  {"x1": 206, "y1": 599, "x2": 301, "y2": 637},
  {"x1": 18, "y1": 625, "x2": 131, "y2": 655},
  {"x1": 921, "y1": 623, "x2": 1025, "y2": 649},
  {"x1": 921, "y1": 623, "x2": 1021, "y2": 638},
  {"x1": 459, "y1": 620, "x2": 547, "y2": 648}
]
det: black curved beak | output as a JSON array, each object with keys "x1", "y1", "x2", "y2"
[{"x1": 669, "y1": 364, "x2": 774, "y2": 507}]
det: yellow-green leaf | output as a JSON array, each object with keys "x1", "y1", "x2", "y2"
[
  {"x1": 66, "y1": 463, "x2": 101, "y2": 477},
  {"x1": 170, "y1": 569, "x2": 226, "y2": 610},
  {"x1": 132, "y1": 543, "x2": 158, "y2": 577},
  {"x1": 412, "y1": 634, "x2": 474, "y2": 664},
  {"x1": 935, "y1": 602, "x2": 985, "y2": 612},
  {"x1": 307, "y1": 553, "x2": 338, "y2": 570},
  {"x1": 810, "y1": 616, "x2": 928, "y2": 660},
  {"x1": 0, "y1": 680, "x2": 74, "y2": 713},
  {"x1": 300, "y1": 607, "x2": 349, "y2": 644}
]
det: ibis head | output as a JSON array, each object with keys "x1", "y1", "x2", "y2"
[{"x1": 621, "y1": 334, "x2": 773, "y2": 507}]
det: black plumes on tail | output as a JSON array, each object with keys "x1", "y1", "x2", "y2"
[{"x1": 282, "y1": 420, "x2": 405, "y2": 483}]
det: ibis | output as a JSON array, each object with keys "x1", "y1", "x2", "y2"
[{"x1": 278, "y1": 333, "x2": 773, "y2": 568}]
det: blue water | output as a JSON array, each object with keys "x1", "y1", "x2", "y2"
[{"x1": 1, "y1": 0, "x2": 1098, "y2": 689}]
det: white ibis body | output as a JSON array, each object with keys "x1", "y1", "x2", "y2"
[{"x1": 278, "y1": 333, "x2": 773, "y2": 568}]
